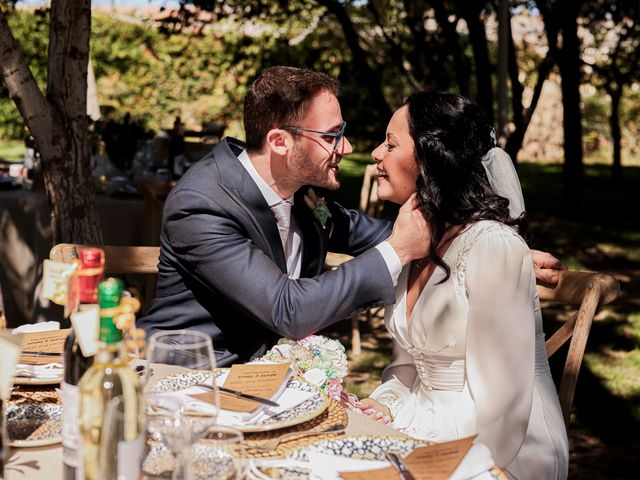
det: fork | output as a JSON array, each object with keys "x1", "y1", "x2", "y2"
[{"x1": 249, "y1": 424, "x2": 346, "y2": 451}]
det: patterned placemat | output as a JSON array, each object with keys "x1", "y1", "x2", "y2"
[
  {"x1": 7, "y1": 386, "x2": 62, "y2": 443},
  {"x1": 243, "y1": 398, "x2": 348, "y2": 458},
  {"x1": 10, "y1": 385, "x2": 61, "y2": 405}
]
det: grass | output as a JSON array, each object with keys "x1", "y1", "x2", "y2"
[{"x1": 0, "y1": 140, "x2": 24, "y2": 162}]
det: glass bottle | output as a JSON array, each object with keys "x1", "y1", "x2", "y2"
[
  {"x1": 62, "y1": 247, "x2": 104, "y2": 480},
  {"x1": 78, "y1": 278, "x2": 144, "y2": 480}
]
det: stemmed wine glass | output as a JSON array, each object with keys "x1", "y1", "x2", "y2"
[{"x1": 144, "y1": 330, "x2": 219, "y2": 480}]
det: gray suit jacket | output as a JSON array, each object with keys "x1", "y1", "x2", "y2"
[{"x1": 138, "y1": 137, "x2": 395, "y2": 366}]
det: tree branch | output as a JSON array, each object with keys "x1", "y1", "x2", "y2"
[
  {"x1": 366, "y1": 0, "x2": 423, "y2": 90},
  {"x1": 0, "y1": 5, "x2": 53, "y2": 141}
]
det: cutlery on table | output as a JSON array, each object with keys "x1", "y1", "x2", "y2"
[
  {"x1": 195, "y1": 383, "x2": 280, "y2": 407},
  {"x1": 385, "y1": 451, "x2": 417, "y2": 480},
  {"x1": 20, "y1": 351, "x2": 63, "y2": 357},
  {"x1": 250, "y1": 424, "x2": 346, "y2": 451}
]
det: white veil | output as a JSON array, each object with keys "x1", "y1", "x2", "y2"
[{"x1": 481, "y1": 147, "x2": 526, "y2": 218}]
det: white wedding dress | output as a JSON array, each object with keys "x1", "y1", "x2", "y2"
[{"x1": 370, "y1": 220, "x2": 569, "y2": 480}]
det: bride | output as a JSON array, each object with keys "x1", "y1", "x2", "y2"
[{"x1": 357, "y1": 92, "x2": 569, "y2": 479}]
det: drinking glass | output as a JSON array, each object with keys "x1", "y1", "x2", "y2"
[
  {"x1": 146, "y1": 398, "x2": 196, "y2": 480},
  {"x1": 99, "y1": 396, "x2": 144, "y2": 480},
  {"x1": 194, "y1": 426, "x2": 245, "y2": 480},
  {"x1": 145, "y1": 331, "x2": 219, "y2": 479}
]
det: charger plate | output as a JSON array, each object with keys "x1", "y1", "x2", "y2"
[
  {"x1": 258, "y1": 436, "x2": 507, "y2": 480},
  {"x1": 150, "y1": 369, "x2": 328, "y2": 433}
]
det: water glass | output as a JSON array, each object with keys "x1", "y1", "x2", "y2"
[{"x1": 194, "y1": 426, "x2": 245, "y2": 480}]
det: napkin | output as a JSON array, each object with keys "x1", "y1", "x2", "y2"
[
  {"x1": 12, "y1": 321, "x2": 60, "y2": 334},
  {"x1": 148, "y1": 381, "x2": 315, "y2": 428},
  {"x1": 14, "y1": 362, "x2": 64, "y2": 380}
]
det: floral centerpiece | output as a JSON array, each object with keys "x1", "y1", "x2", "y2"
[{"x1": 257, "y1": 335, "x2": 357, "y2": 405}]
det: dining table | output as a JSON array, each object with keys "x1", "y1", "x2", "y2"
[
  {"x1": 3, "y1": 361, "x2": 408, "y2": 480},
  {"x1": 4, "y1": 407, "x2": 403, "y2": 480},
  {"x1": 4, "y1": 364, "x2": 506, "y2": 480}
]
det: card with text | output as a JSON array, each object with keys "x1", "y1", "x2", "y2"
[
  {"x1": 339, "y1": 435, "x2": 477, "y2": 480},
  {"x1": 190, "y1": 362, "x2": 292, "y2": 412},
  {"x1": 19, "y1": 328, "x2": 70, "y2": 365}
]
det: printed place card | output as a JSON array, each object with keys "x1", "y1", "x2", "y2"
[
  {"x1": 190, "y1": 362, "x2": 291, "y2": 412},
  {"x1": 19, "y1": 328, "x2": 70, "y2": 365},
  {"x1": 339, "y1": 435, "x2": 477, "y2": 480}
]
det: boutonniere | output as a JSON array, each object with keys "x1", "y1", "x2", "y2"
[{"x1": 304, "y1": 187, "x2": 332, "y2": 229}]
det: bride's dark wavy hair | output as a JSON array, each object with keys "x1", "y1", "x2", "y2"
[{"x1": 406, "y1": 91, "x2": 527, "y2": 281}]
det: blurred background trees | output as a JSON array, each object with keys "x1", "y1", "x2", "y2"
[{"x1": 1, "y1": 0, "x2": 639, "y2": 228}]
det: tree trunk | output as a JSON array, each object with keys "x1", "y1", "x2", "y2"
[
  {"x1": 432, "y1": 0, "x2": 471, "y2": 96},
  {"x1": 0, "y1": 1, "x2": 102, "y2": 244},
  {"x1": 557, "y1": 1, "x2": 584, "y2": 217},
  {"x1": 609, "y1": 88, "x2": 623, "y2": 183},
  {"x1": 460, "y1": 3, "x2": 494, "y2": 124}
]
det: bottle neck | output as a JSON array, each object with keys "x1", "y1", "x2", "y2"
[{"x1": 95, "y1": 339, "x2": 126, "y2": 364}]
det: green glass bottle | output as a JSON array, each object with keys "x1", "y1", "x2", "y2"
[{"x1": 77, "y1": 278, "x2": 144, "y2": 480}]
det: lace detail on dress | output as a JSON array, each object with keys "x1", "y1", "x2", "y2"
[
  {"x1": 453, "y1": 221, "x2": 522, "y2": 296},
  {"x1": 406, "y1": 345, "x2": 465, "y2": 392},
  {"x1": 376, "y1": 391, "x2": 406, "y2": 419}
]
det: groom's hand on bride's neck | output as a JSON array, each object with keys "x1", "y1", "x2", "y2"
[{"x1": 387, "y1": 193, "x2": 431, "y2": 266}]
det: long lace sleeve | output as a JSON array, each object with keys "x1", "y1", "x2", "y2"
[
  {"x1": 464, "y1": 228, "x2": 536, "y2": 467},
  {"x1": 369, "y1": 340, "x2": 416, "y2": 418}
]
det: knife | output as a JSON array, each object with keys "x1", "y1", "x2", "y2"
[
  {"x1": 196, "y1": 383, "x2": 280, "y2": 408},
  {"x1": 385, "y1": 452, "x2": 417, "y2": 480},
  {"x1": 21, "y1": 351, "x2": 63, "y2": 357}
]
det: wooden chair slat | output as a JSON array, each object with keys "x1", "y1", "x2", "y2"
[
  {"x1": 540, "y1": 269, "x2": 620, "y2": 430},
  {"x1": 50, "y1": 244, "x2": 160, "y2": 274}
]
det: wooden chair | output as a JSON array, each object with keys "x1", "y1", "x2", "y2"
[
  {"x1": 326, "y1": 163, "x2": 385, "y2": 356},
  {"x1": 49, "y1": 244, "x2": 160, "y2": 274},
  {"x1": 49, "y1": 244, "x2": 160, "y2": 312},
  {"x1": 539, "y1": 269, "x2": 620, "y2": 430}
]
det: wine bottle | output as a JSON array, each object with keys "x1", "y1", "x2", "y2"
[
  {"x1": 62, "y1": 247, "x2": 104, "y2": 480},
  {"x1": 78, "y1": 278, "x2": 144, "y2": 480}
]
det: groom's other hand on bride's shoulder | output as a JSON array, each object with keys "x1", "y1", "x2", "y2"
[
  {"x1": 531, "y1": 249, "x2": 567, "y2": 287},
  {"x1": 355, "y1": 398, "x2": 393, "y2": 424},
  {"x1": 388, "y1": 193, "x2": 431, "y2": 266}
]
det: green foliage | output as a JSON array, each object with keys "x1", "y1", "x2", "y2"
[{"x1": 0, "y1": 8, "x2": 49, "y2": 139}]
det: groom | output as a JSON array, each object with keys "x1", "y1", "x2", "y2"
[{"x1": 138, "y1": 66, "x2": 431, "y2": 366}]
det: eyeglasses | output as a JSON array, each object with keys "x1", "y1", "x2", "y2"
[{"x1": 280, "y1": 121, "x2": 347, "y2": 152}]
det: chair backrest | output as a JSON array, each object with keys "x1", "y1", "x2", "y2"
[
  {"x1": 359, "y1": 164, "x2": 384, "y2": 218},
  {"x1": 538, "y1": 270, "x2": 620, "y2": 430},
  {"x1": 325, "y1": 164, "x2": 383, "y2": 270},
  {"x1": 49, "y1": 244, "x2": 160, "y2": 275}
]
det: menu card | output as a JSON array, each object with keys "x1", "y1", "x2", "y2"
[
  {"x1": 339, "y1": 436, "x2": 476, "y2": 480},
  {"x1": 18, "y1": 328, "x2": 71, "y2": 365},
  {"x1": 0, "y1": 332, "x2": 22, "y2": 398},
  {"x1": 190, "y1": 362, "x2": 292, "y2": 412}
]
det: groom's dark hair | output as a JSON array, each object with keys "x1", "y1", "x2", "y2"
[{"x1": 243, "y1": 66, "x2": 340, "y2": 153}]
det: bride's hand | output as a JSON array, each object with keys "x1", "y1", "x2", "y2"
[{"x1": 355, "y1": 398, "x2": 393, "y2": 424}]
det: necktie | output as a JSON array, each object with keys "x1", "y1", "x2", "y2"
[{"x1": 271, "y1": 201, "x2": 292, "y2": 251}]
